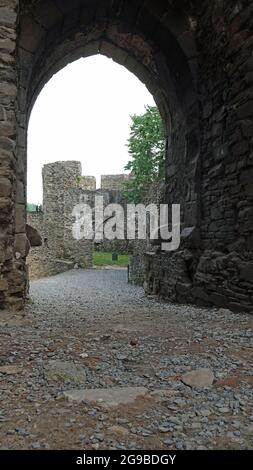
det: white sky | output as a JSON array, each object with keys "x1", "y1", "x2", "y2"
[{"x1": 27, "y1": 55, "x2": 155, "y2": 203}]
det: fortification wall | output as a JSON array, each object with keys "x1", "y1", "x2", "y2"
[
  {"x1": 101, "y1": 174, "x2": 130, "y2": 191},
  {"x1": 28, "y1": 162, "x2": 132, "y2": 279}
]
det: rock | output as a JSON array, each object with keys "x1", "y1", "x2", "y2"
[
  {"x1": 181, "y1": 368, "x2": 215, "y2": 388},
  {"x1": 108, "y1": 425, "x2": 129, "y2": 436},
  {"x1": 219, "y1": 407, "x2": 230, "y2": 413},
  {"x1": 218, "y1": 308, "x2": 233, "y2": 315},
  {"x1": 0, "y1": 279, "x2": 8, "y2": 291},
  {"x1": 92, "y1": 433, "x2": 104, "y2": 442},
  {"x1": 80, "y1": 353, "x2": 89, "y2": 359},
  {"x1": 14, "y1": 234, "x2": 30, "y2": 258},
  {"x1": 130, "y1": 339, "x2": 138, "y2": 346},
  {"x1": 15, "y1": 428, "x2": 29, "y2": 437},
  {"x1": 163, "y1": 438, "x2": 174, "y2": 446},
  {"x1": 44, "y1": 360, "x2": 87, "y2": 384},
  {"x1": 31, "y1": 442, "x2": 42, "y2": 449},
  {"x1": 0, "y1": 177, "x2": 12, "y2": 197},
  {"x1": 92, "y1": 443, "x2": 99, "y2": 450},
  {"x1": 0, "y1": 365, "x2": 20, "y2": 375},
  {"x1": 63, "y1": 386, "x2": 148, "y2": 406},
  {"x1": 158, "y1": 425, "x2": 172, "y2": 433},
  {"x1": 15, "y1": 204, "x2": 26, "y2": 233},
  {"x1": 26, "y1": 224, "x2": 42, "y2": 247},
  {"x1": 215, "y1": 376, "x2": 240, "y2": 388},
  {"x1": 199, "y1": 409, "x2": 212, "y2": 417}
]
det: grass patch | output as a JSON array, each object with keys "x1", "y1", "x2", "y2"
[{"x1": 93, "y1": 251, "x2": 129, "y2": 267}]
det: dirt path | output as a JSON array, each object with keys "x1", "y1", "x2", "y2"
[{"x1": 0, "y1": 269, "x2": 252, "y2": 450}]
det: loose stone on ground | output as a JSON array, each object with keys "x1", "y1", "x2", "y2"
[{"x1": 0, "y1": 269, "x2": 252, "y2": 450}]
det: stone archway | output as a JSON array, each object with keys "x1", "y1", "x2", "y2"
[{"x1": 0, "y1": 0, "x2": 252, "y2": 312}]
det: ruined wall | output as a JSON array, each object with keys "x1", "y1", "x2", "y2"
[
  {"x1": 101, "y1": 174, "x2": 130, "y2": 192},
  {"x1": 28, "y1": 161, "x2": 132, "y2": 279},
  {"x1": 27, "y1": 211, "x2": 76, "y2": 280},
  {"x1": 129, "y1": 181, "x2": 165, "y2": 286},
  {"x1": 79, "y1": 176, "x2": 96, "y2": 191},
  {"x1": 95, "y1": 176, "x2": 134, "y2": 255},
  {"x1": 143, "y1": 1, "x2": 253, "y2": 314},
  {"x1": 0, "y1": 0, "x2": 27, "y2": 309},
  {"x1": 27, "y1": 161, "x2": 93, "y2": 280},
  {"x1": 0, "y1": 0, "x2": 252, "y2": 312},
  {"x1": 42, "y1": 161, "x2": 93, "y2": 268}
]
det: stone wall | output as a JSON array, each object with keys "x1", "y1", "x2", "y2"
[
  {"x1": 0, "y1": 0, "x2": 252, "y2": 313},
  {"x1": 101, "y1": 174, "x2": 130, "y2": 192},
  {"x1": 27, "y1": 211, "x2": 76, "y2": 280},
  {"x1": 80, "y1": 176, "x2": 96, "y2": 191},
  {"x1": 27, "y1": 161, "x2": 94, "y2": 280},
  {"x1": 140, "y1": 1, "x2": 253, "y2": 314},
  {"x1": 0, "y1": 0, "x2": 27, "y2": 310},
  {"x1": 129, "y1": 181, "x2": 165, "y2": 286},
  {"x1": 27, "y1": 161, "x2": 132, "y2": 279},
  {"x1": 94, "y1": 185, "x2": 134, "y2": 255}
]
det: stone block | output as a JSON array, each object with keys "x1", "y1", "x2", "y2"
[
  {"x1": 0, "y1": 105, "x2": 7, "y2": 121},
  {"x1": 0, "y1": 278, "x2": 8, "y2": 291},
  {"x1": 0, "y1": 176, "x2": 12, "y2": 197},
  {"x1": 209, "y1": 292, "x2": 228, "y2": 308},
  {"x1": 0, "y1": 37, "x2": 15, "y2": 52},
  {"x1": 16, "y1": 180, "x2": 25, "y2": 204},
  {"x1": 240, "y1": 264, "x2": 253, "y2": 282},
  {"x1": 0, "y1": 121, "x2": 15, "y2": 137},
  {"x1": 26, "y1": 224, "x2": 42, "y2": 247},
  {"x1": 191, "y1": 286, "x2": 210, "y2": 302},
  {"x1": 15, "y1": 204, "x2": 26, "y2": 233},
  {"x1": 237, "y1": 101, "x2": 253, "y2": 120},
  {"x1": 0, "y1": 6, "x2": 17, "y2": 28},
  {"x1": 14, "y1": 234, "x2": 30, "y2": 258}
]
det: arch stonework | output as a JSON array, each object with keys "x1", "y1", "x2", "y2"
[{"x1": 0, "y1": 0, "x2": 252, "y2": 312}]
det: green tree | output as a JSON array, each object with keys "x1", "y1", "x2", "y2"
[{"x1": 124, "y1": 106, "x2": 166, "y2": 203}]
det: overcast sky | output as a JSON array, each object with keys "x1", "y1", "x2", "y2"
[{"x1": 27, "y1": 55, "x2": 155, "y2": 203}]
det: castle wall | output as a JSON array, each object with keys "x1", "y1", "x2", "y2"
[{"x1": 27, "y1": 162, "x2": 132, "y2": 279}]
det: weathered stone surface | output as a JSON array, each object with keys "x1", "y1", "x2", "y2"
[
  {"x1": 16, "y1": 180, "x2": 25, "y2": 204},
  {"x1": 0, "y1": 176, "x2": 11, "y2": 197},
  {"x1": 240, "y1": 264, "x2": 253, "y2": 282},
  {"x1": 0, "y1": 0, "x2": 252, "y2": 312},
  {"x1": 14, "y1": 234, "x2": 30, "y2": 258},
  {"x1": 26, "y1": 224, "x2": 42, "y2": 247},
  {"x1": 108, "y1": 425, "x2": 129, "y2": 436},
  {"x1": 0, "y1": 6, "x2": 16, "y2": 28},
  {"x1": 63, "y1": 386, "x2": 148, "y2": 406},
  {"x1": 15, "y1": 204, "x2": 25, "y2": 233},
  {"x1": 44, "y1": 360, "x2": 87, "y2": 385},
  {"x1": 27, "y1": 162, "x2": 131, "y2": 280},
  {"x1": 0, "y1": 105, "x2": 7, "y2": 120},
  {"x1": 0, "y1": 121, "x2": 15, "y2": 136},
  {"x1": 181, "y1": 369, "x2": 215, "y2": 388},
  {"x1": 215, "y1": 376, "x2": 240, "y2": 388},
  {"x1": 0, "y1": 37, "x2": 15, "y2": 52},
  {"x1": 0, "y1": 278, "x2": 8, "y2": 291},
  {"x1": 0, "y1": 82, "x2": 17, "y2": 98},
  {"x1": 0, "y1": 365, "x2": 20, "y2": 375}
]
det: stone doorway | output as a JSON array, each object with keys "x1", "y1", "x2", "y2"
[{"x1": 0, "y1": 0, "x2": 252, "y2": 313}]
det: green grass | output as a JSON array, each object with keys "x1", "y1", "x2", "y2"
[{"x1": 93, "y1": 251, "x2": 129, "y2": 267}]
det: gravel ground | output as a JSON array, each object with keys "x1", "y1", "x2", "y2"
[{"x1": 0, "y1": 268, "x2": 252, "y2": 450}]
